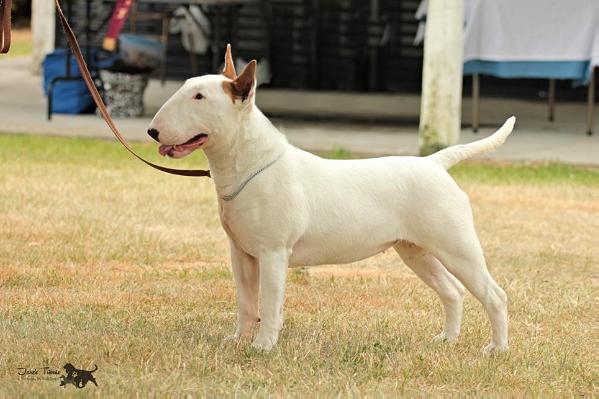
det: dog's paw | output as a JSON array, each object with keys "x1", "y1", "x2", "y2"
[
  {"x1": 482, "y1": 342, "x2": 509, "y2": 356},
  {"x1": 432, "y1": 331, "x2": 459, "y2": 343},
  {"x1": 251, "y1": 332, "x2": 277, "y2": 352}
]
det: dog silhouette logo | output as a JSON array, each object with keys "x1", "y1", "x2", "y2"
[{"x1": 59, "y1": 363, "x2": 98, "y2": 388}]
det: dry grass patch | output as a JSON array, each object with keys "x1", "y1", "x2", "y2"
[{"x1": 0, "y1": 133, "x2": 597, "y2": 396}]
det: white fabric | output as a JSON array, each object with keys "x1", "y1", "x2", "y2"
[
  {"x1": 169, "y1": 6, "x2": 211, "y2": 55},
  {"x1": 235, "y1": 58, "x2": 271, "y2": 87},
  {"x1": 217, "y1": 58, "x2": 272, "y2": 87},
  {"x1": 415, "y1": 0, "x2": 599, "y2": 69},
  {"x1": 413, "y1": 0, "x2": 428, "y2": 45},
  {"x1": 463, "y1": 0, "x2": 599, "y2": 65}
]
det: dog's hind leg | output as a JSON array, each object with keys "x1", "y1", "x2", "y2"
[
  {"x1": 394, "y1": 241, "x2": 465, "y2": 342},
  {"x1": 405, "y1": 180, "x2": 509, "y2": 354},
  {"x1": 426, "y1": 226, "x2": 508, "y2": 354},
  {"x1": 226, "y1": 241, "x2": 260, "y2": 340}
]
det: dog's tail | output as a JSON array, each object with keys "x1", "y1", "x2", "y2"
[
  {"x1": 428, "y1": 116, "x2": 515, "y2": 170},
  {"x1": 90, "y1": 364, "x2": 98, "y2": 372}
]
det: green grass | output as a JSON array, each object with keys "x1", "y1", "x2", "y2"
[
  {"x1": 4, "y1": 135, "x2": 597, "y2": 186},
  {"x1": 325, "y1": 147, "x2": 356, "y2": 160},
  {"x1": 324, "y1": 145, "x2": 599, "y2": 185},
  {"x1": 450, "y1": 161, "x2": 599, "y2": 186},
  {"x1": 5, "y1": 39, "x2": 32, "y2": 58},
  {"x1": 0, "y1": 133, "x2": 208, "y2": 169},
  {"x1": 0, "y1": 133, "x2": 596, "y2": 396}
]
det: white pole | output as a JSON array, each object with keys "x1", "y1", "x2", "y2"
[
  {"x1": 418, "y1": 0, "x2": 464, "y2": 155},
  {"x1": 31, "y1": 0, "x2": 56, "y2": 74}
]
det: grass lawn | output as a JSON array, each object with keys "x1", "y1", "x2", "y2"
[{"x1": 0, "y1": 133, "x2": 597, "y2": 396}]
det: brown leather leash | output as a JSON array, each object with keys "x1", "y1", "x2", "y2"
[
  {"x1": 0, "y1": 0, "x2": 11, "y2": 54},
  {"x1": 54, "y1": 0, "x2": 211, "y2": 177}
]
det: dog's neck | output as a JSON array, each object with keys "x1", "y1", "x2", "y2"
[{"x1": 203, "y1": 107, "x2": 288, "y2": 196}]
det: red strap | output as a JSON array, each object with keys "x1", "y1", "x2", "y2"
[{"x1": 55, "y1": 0, "x2": 210, "y2": 177}]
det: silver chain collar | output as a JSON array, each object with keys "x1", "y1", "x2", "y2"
[{"x1": 221, "y1": 151, "x2": 286, "y2": 201}]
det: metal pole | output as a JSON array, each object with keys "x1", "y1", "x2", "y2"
[
  {"x1": 548, "y1": 79, "x2": 555, "y2": 122},
  {"x1": 587, "y1": 68, "x2": 595, "y2": 136},
  {"x1": 472, "y1": 73, "x2": 479, "y2": 133}
]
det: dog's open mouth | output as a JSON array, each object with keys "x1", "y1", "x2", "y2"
[{"x1": 158, "y1": 134, "x2": 208, "y2": 158}]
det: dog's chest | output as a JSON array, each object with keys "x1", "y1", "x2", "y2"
[{"x1": 218, "y1": 200, "x2": 262, "y2": 256}]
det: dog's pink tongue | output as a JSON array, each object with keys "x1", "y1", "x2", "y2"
[{"x1": 159, "y1": 145, "x2": 173, "y2": 156}]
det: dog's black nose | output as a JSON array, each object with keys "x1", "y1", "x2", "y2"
[{"x1": 147, "y1": 128, "x2": 160, "y2": 142}]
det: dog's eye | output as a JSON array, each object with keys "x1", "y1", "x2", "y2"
[{"x1": 194, "y1": 93, "x2": 204, "y2": 100}]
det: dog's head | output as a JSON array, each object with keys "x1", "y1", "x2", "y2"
[
  {"x1": 147, "y1": 44, "x2": 257, "y2": 158},
  {"x1": 63, "y1": 363, "x2": 75, "y2": 373}
]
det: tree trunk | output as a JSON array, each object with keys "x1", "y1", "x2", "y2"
[
  {"x1": 31, "y1": 0, "x2": 55, "y2": 75},
  {"x1": 418, "y1": 0, "x2": 464, "y2": 156}
]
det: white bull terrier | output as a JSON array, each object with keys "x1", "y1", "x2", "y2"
[{"x1": 148, "y1": 45, "x2": 514, "y2": 354}]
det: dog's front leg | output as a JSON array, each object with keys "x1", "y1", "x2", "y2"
[
  {"x1": 252, "y1": 249, "x2": 288, "y2": 351},
  {"x1": 226, "y1": 241, "x2": 260, "y2": 340}
]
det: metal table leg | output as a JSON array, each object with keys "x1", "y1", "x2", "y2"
[
  {"x1": 587, "y1": 68, "x2": 595, "y2": 136},
  {"x1": 472, "y1": 73, "x2": 479, "y2": 133},
  {"x1": 548, "y1": 78, "x2": 555, "y2": 122}
]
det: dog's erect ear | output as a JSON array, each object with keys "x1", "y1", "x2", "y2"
[
  {"x1": 232, "y1": 60, "x2": 257, "y2": 102},
  {"x1": 222, "y1": 44, "x2": 237, "y2": 80}
]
